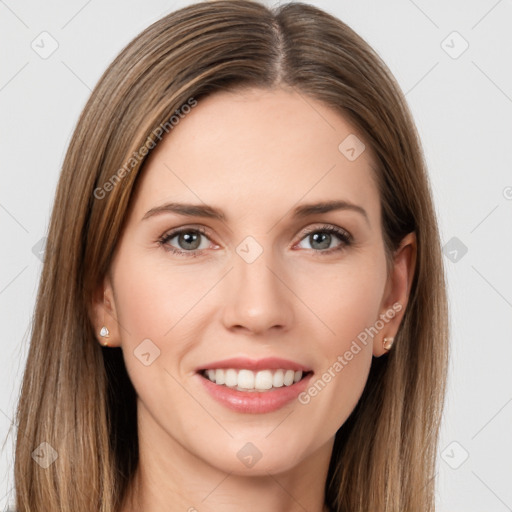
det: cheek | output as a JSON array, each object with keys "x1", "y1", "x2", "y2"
[
  {"x1": 113, "y1": 270, "x2": 169, "y2": 342},
  {"x1": 110, "y1": 251, "x2": 199, "y2": 422},
  {"x1": 291, "y1": 253, "x2": 387, "y2": 424},
  {"x1": 111, "y1": 248, "x2": 201, "y2": 342},
  {"x1": 293, "y1": 251, "x2": 388, "y2": 351},
  {"x1": 109, "y1": 248, "x2": 215, "y2": 390}
]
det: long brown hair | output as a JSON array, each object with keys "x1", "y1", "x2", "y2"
[{"x1": 14, "y1": 1, "x2": 449, "y2": 510}]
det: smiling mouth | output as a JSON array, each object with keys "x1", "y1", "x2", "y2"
[{"x1": 198, "y1": 368, "x2": 313, "y2": 393}]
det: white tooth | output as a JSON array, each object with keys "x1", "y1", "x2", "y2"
[
  {"x1": 215, "y1": 369, "x2": 225, "y2": 385},
  {"x1": 208, "y1": 368, "x2": 301, "y2": 389},
  {"x1": 225, "y1": 369, "x2": 238, "y2": 387},
  {"x1": 272, "y1": 369, "x2": 284, "y2": 388},
  {"x1": 237, "y1": 369, "x2": 255, "y2": 389},
  {"x1": 254, "y1": 370, "x2": 273, "y2": 390},
  {"x1": 283, "y1": 369, "x2": 294, "y2": 386}
]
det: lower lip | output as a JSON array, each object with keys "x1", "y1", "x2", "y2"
[{"x1": 197, "y1": 372, "x2": 314, "y2": 414}]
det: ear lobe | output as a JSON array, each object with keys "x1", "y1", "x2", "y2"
[
  {"x1": 373, "y1": 232, "x2": 417, "y2": 357},
  {"x1": 90, "y1": 276, "x2": 121, "y2": 348}
]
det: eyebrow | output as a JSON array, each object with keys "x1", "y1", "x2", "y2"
[
  {"x1": 142, "y1": 202, "x2": 226, "y2": 221},
  {"x1": 293, "y1": 200, "x2": 369, "y2": 224},
  {"x1": 142, "y1": 200, "x2": 369, "y2": 225}
]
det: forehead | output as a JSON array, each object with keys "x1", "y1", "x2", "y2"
[{"x1": 131, "y1": 87, "x2": 380, "y2": 223}]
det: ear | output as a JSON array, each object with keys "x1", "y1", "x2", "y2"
[
  {"x1": 373, "y1": 232, "x2": 417, "y2": 357},
  {"x1": 90, "y1": 274, "x2": 121, "y2": 348}
]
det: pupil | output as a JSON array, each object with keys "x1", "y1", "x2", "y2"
[
  {"x1": 311, "y1": 232, "x2": 331, "y2": 250},
  {"x1": 179, "y1": 232, "x2": 200, "y2": 250}
]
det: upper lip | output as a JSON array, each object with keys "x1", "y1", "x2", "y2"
[{"x1": 196, "y1": 357, "x2": 312, "y2": 373}]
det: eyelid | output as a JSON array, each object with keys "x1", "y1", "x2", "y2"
[
  {"x1": 294, "y1": 223, "x2": 352, "y2": 243},
  {"x1": 160, "y1": 224, "x2": 212, "y2": 239},
  {"x1": 157, "y1": 225, "x2": 218, "y2": 251}
]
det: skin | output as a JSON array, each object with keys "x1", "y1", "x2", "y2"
[{"x1": 92, "y1": 86, "x2": 416, "y2": 512}]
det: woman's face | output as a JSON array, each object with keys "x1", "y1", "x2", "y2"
[{"x1": 96, "y1": 87, "x2": 413, "y2": 476}]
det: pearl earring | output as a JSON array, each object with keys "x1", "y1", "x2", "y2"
[
  {"x1": 99, "y1": 326, "x2": 110, "y2": 346},
  {"x1": 383, "y1": 337, "x2": 394, "y2": 351}
]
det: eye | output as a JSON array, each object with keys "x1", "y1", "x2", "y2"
[
  {"x1": 158, "y1": 227, "x2": 215, "y2": 256},
  {"x1": 157, "y1": 224, "x2": 352, "y2": 258},
  {"x1": 296, "y1": 225, "x2": 352, "y2": 254}
]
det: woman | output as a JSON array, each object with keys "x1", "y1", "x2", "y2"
[{"x1": 14, "y1": 1, "x2": 449, "y2": 511}]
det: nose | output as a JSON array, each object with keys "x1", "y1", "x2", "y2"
[{"x1": 221, "y1": 246, "x2": 295, "y2": 336}]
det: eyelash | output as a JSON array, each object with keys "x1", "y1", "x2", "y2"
[{"x1": 157, "y1": 224, "x2": 353, "y2": 258}]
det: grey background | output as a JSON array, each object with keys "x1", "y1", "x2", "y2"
[{"x1": 1, "y1": 0, "x2": 511, "y2": 510}]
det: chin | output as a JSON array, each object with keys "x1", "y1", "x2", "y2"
[{"x1": 195, "y1": 434, "x2": 315, "y2": 477}]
